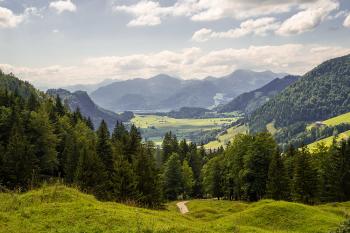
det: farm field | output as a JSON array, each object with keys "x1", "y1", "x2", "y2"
[
  {"x1": 204, "y1": 125, "x2": 248, "y2": 149},
  {"x1": 307, "y1": 130, "x2": 350, "y2": 152},
  {"x1": 0, "y1": 185, "x2": 348, "y2": 233},
  {"x1": 131, "y1": 115, "x2": 238, "y2": 145}
]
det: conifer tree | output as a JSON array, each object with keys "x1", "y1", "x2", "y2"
[
  {"x1": 3, "y1": 124, "x2": 37, "y2": 188},
  {"x1": 96, "y1": 120, "x2": 114, "y2": 173},
  {"x1": 28, "y1": 107, "x2": 58, "y2": 176},
  {"x1": 292, "y1": 147, "x2": 319, "y2": 204},
  {"x1": 54, "y1": 94, "x2": 65, "y2": 117},
  {"x1": 266, "y1": 149, "x2": 289, "y2": 200},
  {"x1": 134, "y1": 142, "x2": 163, "y2": 207},
  {"x1": 182, "y1": 160, "x2": 194, "y2": 199},
  {"x1": 163, "y1": 153, "x2": 183, "y2": 200}
]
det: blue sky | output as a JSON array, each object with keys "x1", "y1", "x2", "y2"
[{"x1": 1, "y1": 0, "x2": 350, "y2": 88}]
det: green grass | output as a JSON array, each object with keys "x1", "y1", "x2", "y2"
[
  {"x1": 131, "y1": 115, "x2": 238, "y2": 145},
  {"x1": 307, "y1": 112, "x2": 350, "y2": 130},
  {"x1": 1, "y1": 185, "x2": 349, "y2": 233},
  {"x1": 307, "y1": 130, "x2": 350, "y2": 152},
  {"x1": 204, "y1": 125, "x2": 248, "y2": 149}
]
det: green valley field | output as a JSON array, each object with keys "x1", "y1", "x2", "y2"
[
  {"x1": 0, "y1": 185, "x2": 349, "y2": 233},
  {"x1": 131, "y1": 115, "x2": 237, "y2": 145}
]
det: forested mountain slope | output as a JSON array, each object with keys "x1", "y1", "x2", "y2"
[
  {"x1": 46, "y1": 89, "x2": 133, "y2": 129},
  {"x1": 249, "y1": 54, "x2": 350, "y2": 132},
  {"x1": 217, "y1": 75, "x2": 299, "y2": 114}
]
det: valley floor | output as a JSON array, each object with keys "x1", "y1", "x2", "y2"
[{"x1": 0, "y1": 185, "x2": 349, "y2": 233}]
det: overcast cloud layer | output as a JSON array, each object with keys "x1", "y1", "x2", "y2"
[{"x1": 0, "y1": 0, "x2": 350, "y2": 88}]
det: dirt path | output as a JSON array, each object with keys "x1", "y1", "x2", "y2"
[{"x1": 176, "y1": 201, "x2": 189, "y2": 214}]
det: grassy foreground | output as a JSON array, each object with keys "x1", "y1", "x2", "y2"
[{"x1": 1, "y1": 185, "x2": 349, "y2": 233}]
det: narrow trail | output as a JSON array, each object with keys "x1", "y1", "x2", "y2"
[{"x1": 176, "y1": 201, "x2": 189, "y2": 214}]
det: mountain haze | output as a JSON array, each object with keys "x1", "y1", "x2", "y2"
[{"x1": 90, "y1": 70, "x2": 286, "y2": 112}]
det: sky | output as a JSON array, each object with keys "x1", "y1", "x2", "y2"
[{"x1": 1, "y1": 0, "x2": 350, "y2": 88}]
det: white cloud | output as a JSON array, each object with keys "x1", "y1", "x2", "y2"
[
  {"x1": 344, "y1": 14, "x2": 350, "y2": 28},
  {"x1": 113, "y1": 0, "x2": 329, "y2": 26},
  {"x1": 0, "y1": 6, "x2": 41, "y2": 29},
  {"x1": 1, "y1": 44, "x2": 349, "y2": 88},
  {"x1": 50, "y1": 0, "x2": 76, "y2": 14},
  {"x1": 192, "y1": 17, "x2": 280, "y2": 42},
  {"x1": 0, "y1": 7, "x2": 24, "y2": 28},
  {"x1": 276, "y1": 0, "x2": 339, "y2": 36}
]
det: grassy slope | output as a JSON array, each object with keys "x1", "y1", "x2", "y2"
[
  {"x1": 204, "y1": 125, "x2": 248, "y2": 149},
  {"x1": 307, "y1": 130, "x2": 350, "y2": 152},
  {"x1": 1, "y1": 185, "x2": 349, "y2": 233},
  {"x1": 306, "y1": 112, "x2": 350, "y2": 151}
]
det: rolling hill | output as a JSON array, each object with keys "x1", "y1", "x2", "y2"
[
  {"x1": 249, "y1": 54, "x2": 350, "y2": 133},
  {"x1": 0, "y1": 185, "x2": 348, "y2": 233},
  {"x1": 217, "y1": 75, "x2": 299, "y2": 114},
  {"x1": 90, "y1": 70, "x2": 286, "y2": 112},
  {"x1": 46, "y1": 89, "x2": 133, "y2": 129}
]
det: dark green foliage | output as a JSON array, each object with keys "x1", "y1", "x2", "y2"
[
  {"x1": 0, "y1": 72, "x2": 164, "y2": 207},
  {"x1": 266, "y1": 149, "x2": 290, "y2": 200},
  {"x1": 292, "y1": 147, "x2": 319, "y2": 204},
  {"x1": 163, "y1": 153, "x2": 183, "y2": 200},
  {"x1": 249, "y1": 54, "x2": 350, "y2": 143}
]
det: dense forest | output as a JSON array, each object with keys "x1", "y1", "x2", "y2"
[
  {"x1": 249, "y1": 54, "x2": 350, "y2": 134},
  {"x1": 1, "y1": 70, "x2": 350, "y2": 209}
]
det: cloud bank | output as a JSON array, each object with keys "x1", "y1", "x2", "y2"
[{"x1": 1, "y1": 44, "x2": 349, "y2": 88}]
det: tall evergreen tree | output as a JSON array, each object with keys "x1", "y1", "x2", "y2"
[
  {"x1": 292, "y1": 147, "x2": 319, "y2": 204},
  {"x1": 182, "y1": 161, "x2": 194, "y2": 199},
  {"x1": 266, "y1": 149, "x2": 289, "y2": 200},
  {"x1": 163, "y1": 153, "x2": 183, "y2": 200}
]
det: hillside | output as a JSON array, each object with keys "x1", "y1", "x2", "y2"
[
  {"x1": 217, "y1": 75, "x2": 299, "y2": 114},
  {"x1": 249, "y1": 54, "x2": 350, "y2": 133},
  {"x1": 90, "y1": 70, "x2": 285, "y2": 112},
  {"x1": 46, "y1": 89, "x2": 134, "y2": 129},
  {"x1": 0, "y1": 185, "x2": 347, "y2": 233}
]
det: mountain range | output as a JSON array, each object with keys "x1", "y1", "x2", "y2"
[
  {"x1": 216, "y1": 75, "x2": 300, "y2": 114},
  {"x1": 90, "y1": 70, "x2": 287, "y2": 112},
  {"x1": 46, "y1": 89, "x2": 133, "y2": 129}
]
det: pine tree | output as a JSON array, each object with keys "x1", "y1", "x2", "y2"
[
  {"x1": 28, "y1": 107, "x2": 58, "y2": 176},
  {"x1": 86, "y1": 117, "x2": 94, "y2": 130},
  {"x1": 292, "y1": 147, "x2": 319, "y2": 204},
  {"x1": 54, "y1": 95, "x2": 65, "y2": 117},
  {"x1": 134, "y1": 141, "x2": 163, "y2": 207},
  {"x1": 178, "y1": 139, "x2": 189, "y2": 162},
  {"x1": 96, "y1": 120, "x2": 114, "y2": 173},
  {"x1": 182, "y1": 160, "x2": 194, "y2": 199},
  {"x1": 163, "y1": 153, "x2": 183, "y2": 200},
  {"x1": 2, "y1": 124, "x2": 38, "y2": 188},
  {"x1": 266, "y1": 149, "x2": 289, "y2": 200}
]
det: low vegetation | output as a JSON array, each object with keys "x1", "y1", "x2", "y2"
[{"x1": 0, "y1": 185, "x2": 349, "y2": 233}]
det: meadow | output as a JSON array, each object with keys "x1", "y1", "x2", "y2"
[
  {"x1": 204, "y1": 125, "x2": 248, "y2": 149},
  {"x1": 0, "y1": 185, "x2": 349, "y2": 233},
  {"x1": 131, "y1": 115, "x2": 238, "y2": 145}
]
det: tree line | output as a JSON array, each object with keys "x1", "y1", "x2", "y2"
[{"x1": 202, "y1": 133, "x2": 350, "y2": 204}]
